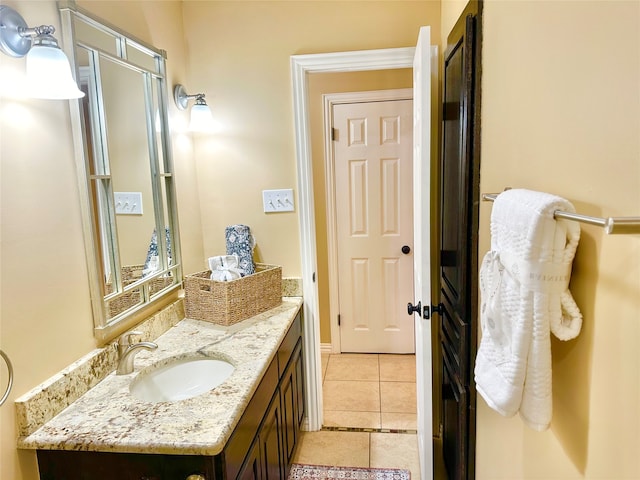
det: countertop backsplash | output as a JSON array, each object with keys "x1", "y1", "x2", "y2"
[
  {"x1": 15, "y1": 277, "x2": 302, "y2": 440},
  {"x1": 15, "y1": 299, "x2": 185, "y2": 438},
  {"x1": 282, "y1": 277, "x2": 303, "y2": 297}
]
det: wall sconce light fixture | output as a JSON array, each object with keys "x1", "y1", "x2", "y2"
[
  {"x1": 0, "y1": 5, "x2": 84, "y2": 99},
  {"x1": 174, "y1": 84, "x2": 214, "y2": 132}
]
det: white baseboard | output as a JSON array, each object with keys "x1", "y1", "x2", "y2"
[{"x1": 320, "y1": 343, "x2": 333, "y2": 355}]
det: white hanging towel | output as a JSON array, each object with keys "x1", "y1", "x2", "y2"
[{"x1": 474, "y1": 189, "x2": 582, "y2": 431}]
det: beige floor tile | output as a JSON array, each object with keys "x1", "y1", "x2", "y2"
[
  {"x1": 321, "y1": 354, "x2": 330, "y2": 381},
  {"x1": 324, "y1": 410, "x2": 381, "y2": 429},
  {"x1": 380, "y1": 382, "x2": 416, "y2": 414},
  {"x1": 292, "y1": 430, "x2": 370, "y2": 467},
  {"x1": 325, "y1": 354, "x2": 379, "y2": 381},
  {"x1": 323, "y1": 380, "x2": 380, "y2": 412},
  {"x1": 370, "y1": 433, "x2": 421, "y2": 480},
  {"x1": 379, "y1": 354, "x2": 416, "y2": 382},
  {"x1": 380, "y1": 412, "x2": 417, "y2": 430}
]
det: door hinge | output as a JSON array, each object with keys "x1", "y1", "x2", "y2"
[
  {"x1": 331, "y1": 127, "x2": 338, "y2": 141},
  {"x1": 337, "y1": 314, "x2": 341, "y2": 326}
]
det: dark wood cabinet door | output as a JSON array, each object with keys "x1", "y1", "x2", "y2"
[
  {"x1": 237, "y1": 439, "x2": 262, "y2": 480},
  {"x1": 261, "y1": 392, "x2": 285, "y2": 480},
  {"x1": 280, "y1": 340, "x2": 302, "y2": 466},
  {"x1": 225, "y1": 357, "x2": 279, "y2": 480},
  {"x1": 440, "y1": 1, "x2": 482, "y2": 479},
  {"x1": 294, "y1": 342, "x2": 305, "y2": 429}
]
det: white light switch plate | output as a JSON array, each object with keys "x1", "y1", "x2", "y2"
[
  {"x1": 262, "y1": 189, "x2": 295, "y2": 213},
  {"x1": 114, "y1": 192, "x2": 143, "y2": 215}
]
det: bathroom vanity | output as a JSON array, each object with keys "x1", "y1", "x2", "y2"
[{"x1": 19, "y1": 300, "x2": 304, "y2": 480}]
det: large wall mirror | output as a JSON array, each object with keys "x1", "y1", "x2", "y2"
[{"x1": 59, "y1": 2, "x2": 182, "y2": 342}]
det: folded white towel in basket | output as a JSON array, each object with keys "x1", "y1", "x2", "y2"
[
  {"x1": 474, "y1": 189, "x2": 582, "y2": 431},
  {"x1": 208, "y1": 255, "x2": 243, "y2": 282}
]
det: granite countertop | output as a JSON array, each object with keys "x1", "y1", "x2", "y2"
[{"x1": 18, "y1": 298, "x2": 303, "y2": 456}]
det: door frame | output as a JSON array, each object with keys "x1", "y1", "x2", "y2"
[
  {"x1": 291, "y1": 48, "x2": 415, "y2": 431},
  {"x1": 323, "y1": 88, "x2": 414, "y2": 354}
]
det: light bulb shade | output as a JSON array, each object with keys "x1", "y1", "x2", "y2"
[
  {"x1": 189, "y1": 103, "x2": 214, "y2": 132},
  {"x1": 26, "y1": 44, "x2": 84, "y2": 99}
]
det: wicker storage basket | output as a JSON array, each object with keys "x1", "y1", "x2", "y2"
[{"x1": 184, "y1": 263, "x2": 282, "y2": 326}]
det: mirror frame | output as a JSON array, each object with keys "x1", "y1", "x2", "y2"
[{"x1": 58, "y1": 1, "x2": 182, "y2": 343}]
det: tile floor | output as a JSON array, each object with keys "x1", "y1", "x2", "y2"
[
  {"x1": 291, "y1": 353, "x2": 421, "y2": 480},
  {"x1": 321, "y1": 353, "x2": 417, "y2": 430}
]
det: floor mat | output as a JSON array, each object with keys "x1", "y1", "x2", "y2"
[{"x1": 289, "y1": 463, "x2": 410, "y2": 480}]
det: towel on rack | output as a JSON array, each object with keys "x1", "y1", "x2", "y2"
[
  {"x1": 208, "y1": 255, "x2": 243, "y2": 282},
  {"x1": 225, "y1": 224, "x2": 256, "y2": 276},
  {"x1": 474, "y1": 189, "x2": 582, "y2": 431}
]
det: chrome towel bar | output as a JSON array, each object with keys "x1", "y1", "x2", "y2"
[
  {"x1": 482, "y1": 193, "x2": 640, "y2": 235},
  {"x1": 0, "y1": 349, "x2": 13, "y2": 407}
]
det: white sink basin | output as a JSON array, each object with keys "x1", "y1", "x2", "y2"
[{"x1": 130, "y1": 357, "x2": 235, "y2": 403}]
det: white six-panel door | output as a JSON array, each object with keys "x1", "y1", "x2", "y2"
[{"x1": 333, "y1": 99, "x2": 415, "y2": 354}]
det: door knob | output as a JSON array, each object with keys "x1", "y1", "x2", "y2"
[
  {"x1": 401, "y1": 245, "x2": 411, "y2": 254},
  {"x1": 408, "y1": 302, "x2": 443, "y2": 320},
  {"x1": 407, "y1": 301, "x2": 421, "y2": 316}
]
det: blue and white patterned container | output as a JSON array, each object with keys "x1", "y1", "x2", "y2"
[{"x1": 225, "y1": 224, "x2": 255, "y2": 276}]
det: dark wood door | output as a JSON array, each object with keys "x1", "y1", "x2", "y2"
[{"x1": 439, "y1": 1, "x2": 482, "y2": 479}]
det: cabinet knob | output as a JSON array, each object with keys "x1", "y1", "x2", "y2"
[{"x1": 186, "y1": 476, "x2": 206, "y2": 480}]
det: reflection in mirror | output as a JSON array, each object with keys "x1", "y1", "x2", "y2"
[{"x1": 59, "y1": 3, "x2": 182, "y2": 341}]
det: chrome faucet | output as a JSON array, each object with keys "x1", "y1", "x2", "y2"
[{"x1": 116, "y1": 330, "x2": 158, "y2": 375}]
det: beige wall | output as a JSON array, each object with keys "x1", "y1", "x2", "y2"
[
  {"x1": 440, "y1": 0, "x2": 467, "y2": 48},
  {"x1": 3, "y1": 1, "x2": 637, "y2": 479},
  {"x1": 476, "y1": 1, "x2": 640, "y2": 478},
  {"x1": 1, "y1": 2, "x2": 94, "y2": 477},
  {"x1": 181, "y1": 0, "x2": 439, "y2": 344},
  {"x1": 182, "y1": 1, "x2": 440, "y2": 278},
  {"x1": 1, "y1": 2, "x2": 436, "y2": 478},
  {"x1": 0, "y1": 2, "x2": 202, "y2": 479}
]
